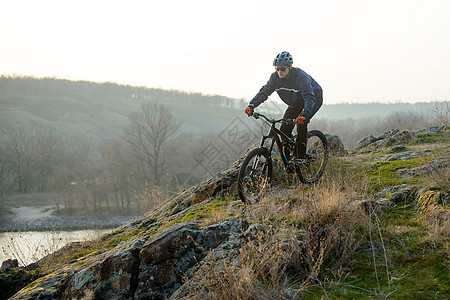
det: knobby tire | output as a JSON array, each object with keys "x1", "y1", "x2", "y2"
[
  {"x1": 237, "y1": 148, "x2": 273, "y2": 204},
  {"x1": 295, "y1": 130, "x2": 328, "y2": 184}
]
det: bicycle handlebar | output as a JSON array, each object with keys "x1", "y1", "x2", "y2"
[{"x1": 251, "y1": 112, "x2": 295, "y2": 124}]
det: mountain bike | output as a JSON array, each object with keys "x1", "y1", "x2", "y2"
[{"x1": 237, "y1": 112, "x2": 328, "y2": 204}]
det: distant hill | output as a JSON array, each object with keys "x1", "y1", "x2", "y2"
[
  {"x1": 0, "y1": 76, "x2": 444, "y2": 143},
  {"x1": 0, "y1": 76, "x2": 246, "y2": 142}
]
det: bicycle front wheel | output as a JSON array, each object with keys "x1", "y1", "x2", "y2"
[
  {"x1": 237, "y1": 148, "x2": 273, "y2": 204},
  {"x1": 296, "y1": 130, "x2": 328, "y2": 184}
]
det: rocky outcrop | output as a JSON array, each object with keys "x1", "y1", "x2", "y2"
[
  {"x1": 352, "y1": 129, "x2": 414, "y2": 153},
  {"x1": 397, "y1": 152, "x2": 450, "y2": 179},
  {"x1": 352, "y1": 126, "x2": 448, "y2": 154},
  {"x1": 9, "y1": 162, "x2": 244, "y2": 300},
  {"x1": 11, "y1": 219, "x2": 250, "y2": 299}
]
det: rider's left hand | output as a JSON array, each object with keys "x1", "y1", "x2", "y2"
[
  {"x1": 244, "y1": 105, "x2": 254, "y2": 116},
  {"x1": 295, "y1": 116, "x2": 307, "y2": 125}
]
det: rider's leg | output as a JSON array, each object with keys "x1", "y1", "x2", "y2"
[
  {"x1": 280, "y1": 106, "x2": 301, "y2": 137},
  {"x1": 281, "y1": 106, "x2": 302, "y2": 159},
  {"x1": 296, "y1": 93, "x2": 323, "y2": 159},
  {"x1": 296, "y1": 122, "x2": 308, "y2": 159}
]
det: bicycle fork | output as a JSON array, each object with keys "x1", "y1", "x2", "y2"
[{"x1": 250, "y1": 153, "x2": 272, "y2": 178}]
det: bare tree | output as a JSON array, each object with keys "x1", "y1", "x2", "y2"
[
  {"x1": 433, "y1": 101, "x2": 449, "y2": 126},
  {"x1": 52, "y1": 141, "x2": 94, "y2": 214},
  {"x1": 98, "y1": 138, "x2": 136, "y2": 214},
  {"x1": 1, "y1": 125, "x2": 62, "y2": 193},
  {"x1": 125, "y1": 102, "x2": 181, "y2": 186},
  {"x1": 0, "y1": 137, "x2": 14, "y2": 208},
  {"x1": 34, "y1": 127, "x2": 61, "y2": 192},
  {"x1": 3, "y1": 127, "x2": 41, "y2": 192}
]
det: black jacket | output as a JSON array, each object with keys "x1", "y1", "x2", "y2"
[{"x1": 249, "y1": 67, "x2": 322, "y2": 119}]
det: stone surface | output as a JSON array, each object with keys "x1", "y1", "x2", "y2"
[
  {"x1": 352, "y1": 126, "x2": 447, "y2": 154},
  {"x1": 374, "y1": 184, "x2": 415, "y2": 206},
  {"x1": 1, "y1": 258, "x2": 19, "y2": 271},
  {"x1": 326, "y1": 134, "x2": 348, "y2": 156}
]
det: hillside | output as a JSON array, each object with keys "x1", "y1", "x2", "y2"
[
  {"x1": 3, "y1": 125, "x2": 449, "y2": 299},
  {"x1": 0, "y1": 76, "x2": 445, "y2": 143},
  {"x1": 0, "y1": 76, "x2": 247, "y2": 142}
]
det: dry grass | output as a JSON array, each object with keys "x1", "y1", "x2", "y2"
[
  {"x1": 186, "y1": 225, "x2": 306, "y2": 299},
  {"x1": 201, "y1": 209, "x2": 231, "y2": 227},
  {"x1": 417, "y1": 155, "x2": 449, "y2": 247},
  {"x1": 185, "y1": 168, "x2": 373, "y2": 299},
  {"x1": 134, "y1": 183, "x2": 171, "y2": 212},
  {"x1": 420, "y1": 205, "x2": 450, "y2": 248},
  {"x1": 423, "y1": 160, "x2": 450, "y2": 191}
]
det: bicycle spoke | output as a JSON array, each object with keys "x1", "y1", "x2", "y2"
[
  {"x1": 238, "y1": 148, "x2": 272, "y2": 204},
  {"x1": 295, "y1": 131, "x2": 328, "y2": 184}
]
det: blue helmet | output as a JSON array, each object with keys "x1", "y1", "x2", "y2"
[{"x1": 273, "y1": 51, "x2": 293, "y2": 66}]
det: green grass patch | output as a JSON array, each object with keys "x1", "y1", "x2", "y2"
[
  {"x1": 368, "y1": 158, "x2": 428, "y2": 191},
  {"x1": 64, "y1": 227, "x2": 145, "y2": 264},
  {"x1": 104, "y1": 228, "x2": 144, "y2": 250},
  {"x1": 414, "y1": 132, "x2": 448, "y2": 144},
  {"x1": 389, "y1": 251, "x2": 449, "y2": 298},
  {"x1": 184, "y1": 196, "x2": 230, "y2": 221},
  {"x1": 383, "y1": 206, "x2": 423, "y2": 228},
  {"x1": 159, "y1": 196, "x2": 232, "y2": 231},
  {"x1": 300, "y1": 198, "x2": 448, "y2": 299},
  {"x1": 317, "y1": 249, "x2": 448, "y2": 298}
]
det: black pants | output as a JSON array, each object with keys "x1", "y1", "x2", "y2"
[{"x1": 280, "y1": 95, "x2": 322, "y2": 159}]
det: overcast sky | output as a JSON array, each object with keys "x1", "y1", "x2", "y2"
[{"x1": 1, "y1": 0, "x2": 449, "y2": 104}]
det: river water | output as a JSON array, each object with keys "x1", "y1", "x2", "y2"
[
  {"x1": 0, "y1": 229, "x2": 111, "y2": 266},
  {"x1": 0, "y1": 206, "x2": 135, "y2": 266}
]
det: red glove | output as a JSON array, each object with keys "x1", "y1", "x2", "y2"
[
  {"x1": 295, "y1": 116, "x2": 307, "y2": 125},
  {"x1": 244, "y1": 105, "x2": 254, "y2": 116}
]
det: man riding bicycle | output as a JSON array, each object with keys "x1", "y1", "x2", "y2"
[{"x1": 245, "y1": 51, "x2": 323, "y2": 164}]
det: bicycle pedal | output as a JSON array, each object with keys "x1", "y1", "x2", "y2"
[{"x1": 291, "y1": 158, "x2": 307, "y2": 166}]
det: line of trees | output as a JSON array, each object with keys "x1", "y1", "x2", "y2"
[
  {"x1": 0, "y1": 101, "x2": 230, "y2": 215},
  {"x1": 0, "y1": 76, "x2": 241, "y2": 110}
]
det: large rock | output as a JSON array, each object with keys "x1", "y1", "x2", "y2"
[
  {"x1": 353, "y1": 126, "x2": 448, "y2": 154},
  {"x1": 135, "y1": 223, "x2": 201, "y2": 299},
  {"x1": 0, "y1": 260, "x2": 40, "y2": 300},
  {"x1": 374, "y1": 184, "x2": 415, "y2": 206},
  {"x1": 325, "y1": 134, "x2": 347, "y2": 156},
  {"x1": 10, "y1": 266, "x2": 75, "y2": 299},
  {"x1": 353, "y1": 134, "x2": 379, "y2": 152},
  {"x1": 135, "y1": 219, "x2": 248, "y2": 299},
  {"x1": 64, "y1": 237, "x2": 146, "y2": 299}
]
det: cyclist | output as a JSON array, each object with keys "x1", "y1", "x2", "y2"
[{"x1": 245, "y1": 51, "x2": 323, "y2": 164}]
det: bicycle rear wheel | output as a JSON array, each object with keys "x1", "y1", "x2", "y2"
[
  {"x1": 295, "y1": 130, "x2": 328, "y2": 184},
  {"x1": 237, "y1": 148, "x2": 273, "y2": 204}
]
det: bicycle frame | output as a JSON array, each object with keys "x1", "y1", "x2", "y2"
[
  {"x1": 255, "y1": 114, "x2": 296, "y2": 169},
  {"x1": 238, "y1": 112, "x2": 329, "y2": 203}
]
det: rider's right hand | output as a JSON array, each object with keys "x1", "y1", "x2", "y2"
[{"x1": 245, "y1": 105, "x2": 254, "y2": 116}]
